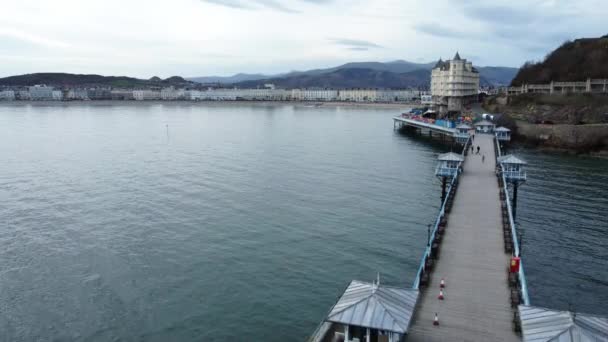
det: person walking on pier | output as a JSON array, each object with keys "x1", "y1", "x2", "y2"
[{"x1": 477, "y1": 146, "x2": 480, "y2": 154}]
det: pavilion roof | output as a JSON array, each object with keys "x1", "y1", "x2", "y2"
[
  {"x1": 326, "y1": 280, "x2": 419, "y2": 334},
  {"x1": 438, "y1": 152, "x2": 465, "y2": 162},
  {"x1": 518, "y1": 305, "x2": 608, "y2": 342},
  {"x1": 497, "y1": 154, "x2": 527, "y2": 165},
  {"x1": 474, "y1": 120, "x2": 495, "y2": 126}
]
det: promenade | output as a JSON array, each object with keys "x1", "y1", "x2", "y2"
[{"x1": 407, "y1": 134, "x2": 519, "y2": 342}]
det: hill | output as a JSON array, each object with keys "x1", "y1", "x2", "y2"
[
  {"x1": 511, "y1": 35, "x2": 608, "y2": 86},
  {"x1": 189, "y1": 73, "x2": 270, "y2": 84},
  {"x1": 233, "y1": 68, "x2": 430, "y2": 89},
  {"x1": 0, "y1": 73, "x2": 194, "y2": 88},
  {"x1": 189, "y1": 61, "x2": 517, "y2": 88}
]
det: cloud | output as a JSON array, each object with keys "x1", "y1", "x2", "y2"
[
  {"x1": 328, "y1": 38, "x2": 382, "y2": 49},
  {"x1": 464, "y1": 5, "x2": 536, "y2": 25},
  {"x1": 200, "y1": 0, "x2": 318, "y2": 13},
  {"x1": 202, "y1": 0, "x2": 253, "y2": 9},
  {"x1": 413, "y1": 23, "x2": 474, "y2": 40},
  {"x1": 0, "y1": 28, "x2": 69, "y2": 48}
]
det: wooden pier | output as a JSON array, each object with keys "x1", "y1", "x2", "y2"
[
  {"x1": 309, "y1": 126, "x2": 532, "y2": 342},
  {"x1": 407, "y1": 134, "x2": 519, "y2": 341}
]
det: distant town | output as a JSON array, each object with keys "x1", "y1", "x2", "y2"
[
  {"x1": 0, "y1": 84, "x2": 436, "y2": 103},
  {"x1": 0, "y1": 54, "x2": 505, "y2": 105}
]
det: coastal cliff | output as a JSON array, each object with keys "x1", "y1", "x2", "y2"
[
  {"x1": 485, "y1": 94, "x2": 608, "y2": 153},
  {"x1": 489, "y1": 35, "x2": 608, "y2": 154}
]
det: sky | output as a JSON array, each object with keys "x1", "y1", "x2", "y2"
[{"x1": 0, "y1": 0, "x2": 606, "y2": 78}]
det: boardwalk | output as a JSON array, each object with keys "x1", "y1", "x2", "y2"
[{"x1": 407, "y1": 134, "x2": 519, "y2": 342}]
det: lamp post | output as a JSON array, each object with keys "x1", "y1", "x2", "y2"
[{"x1": 427, "y1": 224, "x2": 431, "y2": 247}]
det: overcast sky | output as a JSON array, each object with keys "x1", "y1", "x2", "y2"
[{"x1": 0, "y1": 0, "x2": 606, "y2": 78}]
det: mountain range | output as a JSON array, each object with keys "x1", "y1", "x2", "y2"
[{"x1": 189, "y1": 60, "x2": 518, "y2": 88}]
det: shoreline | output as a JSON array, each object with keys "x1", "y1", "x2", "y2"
[{"x1": 0, "y1": 99, "x2": 416, "y2": 109}]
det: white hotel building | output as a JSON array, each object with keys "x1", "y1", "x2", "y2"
[{"x1": 431, "y1": 52, "x2": 480, "y2": 113}]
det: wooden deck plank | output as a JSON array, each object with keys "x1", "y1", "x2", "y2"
[{"x1": 407, "y1": 134, "x2": 520, "y2": 342}]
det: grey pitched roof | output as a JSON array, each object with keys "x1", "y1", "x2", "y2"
[
  {"x1": 434, "y1": 58, "x2": 444, "y2": 68},
  {"x1": 474, "y1": 120, "x2": 495, "y2": 126},
  {"x1": 456, "y1": 123, "x2": 473, "y2": 129},
  {"x1": 519, "y1": 305, "x2": 608, "y2": 342},
  {"x1": 496, "y1": 126, "x2": 511, "y2": 132},
  {"x1": 497, "y1": 154, "x2": 527, "y2": 165},
  {"x1": 326, "y1": 280, "x2": 419, "y2": 334},
  {"x1": 438, "y1": 152, "x2": 465, "y2": 162},
  {"x1": 454, "y1": 51, "x2": 461, "y2": 61}
]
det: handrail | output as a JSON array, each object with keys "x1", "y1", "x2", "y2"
[
  {"x1": 412, "y1": 136, "x2": 469, "y2": 289},
  {"x1": 495, "y1": 135, "x2": 530, "y2": 305}
]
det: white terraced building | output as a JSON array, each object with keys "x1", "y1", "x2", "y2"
[
  {"x1": 291, "y1": 89, "x2": 338, "y2": 101},
  {"x1": 0, "y1": 90, "x2": 15, "y2": 100},
  {"x1": 133, "y1": 90, "x2": 161, "y2": 100},
  {"x1": 431, "y1": 52, "x2": 480, "y2": 113},
  {"x1": 29, "y1": 85, "x2": 55, "y2": 100},
  {"x1": 161, "y1": 87, "x2": 187, "y2": 100}
]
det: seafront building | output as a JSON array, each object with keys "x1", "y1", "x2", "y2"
[
  {"x1": 29, "y1": 85, "x2": 55, "y2": 100},
  {"x1": 431, "y1": 52, "x2": 480, "y2": 113},
  {"x1": 110, "y1": 89, "x2": 135, "y2": 100},
  {"x1": 16, "y1": 90, "x2": 31, "y2": 100},
  {"x1": 51, "y1": 90, "x2": 63, "y2": 101},
  {"x1": 291, "y1": 89, "x2": 338, "y2": 101},
  {"x1": 0, "y1": 90, "x2": 15, "y2": 100},
  {"x1": 66, "y1": 89, "x2": 89, "y2": 100},
  {"x1": 1, "y1": 84, "x2": 424, "y2": 104},
  {"x1": 133, "y1": 90, "x2": 161, "y2": 101},
  {"x1": 161, "y1": 87, "x2": 188, "y2": 100},
  {"x1": 507, "y1": 78, "x2": 608, "y2": 95}
]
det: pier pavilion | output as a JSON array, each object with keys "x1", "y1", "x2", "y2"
[
  {"x1": 435, "y1": 152, "x2": 464, "y2": 202},
  {"x1": 310, "y1": 279, "x2": 419, "y2": 342},
  {"x1": 496, "y1": 126, "x2": 512, "y2": 142},
  {"x1": 497, "y1": 155, "x2": 527, "y2": 219},
  {"x1": 455, "y1": 124, "x2": 472, "y2": 144},
  {"x1": 474, "y1": 120, "x2": 495, "y2": 133}
]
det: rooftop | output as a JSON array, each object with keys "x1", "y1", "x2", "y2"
[
  {"x1": 456, "y1": 123, "x2": 473, "y2": 129},
  {"x1": 518, "y1": 305, "x2": 608, "y2": 342},
  {"x1": 474, "y1": 120, "x2": 495, "y2": 126},
  {"x1": 326, "y1": 280, "x2": 419, "y2": 334},
  {"x1": 438, "y1": 152, "x2": 465, "y2": 162},
  {"x1": 497, "y1": 155, "x2": 527, "y2": 165}
]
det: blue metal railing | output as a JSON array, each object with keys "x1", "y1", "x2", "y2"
[
  {"x1": 412, "y1": 137, "x2": 469, "y2": 289},
  {"x1": 496, "y1": 135, "x2": 530, "y2": 305}
]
